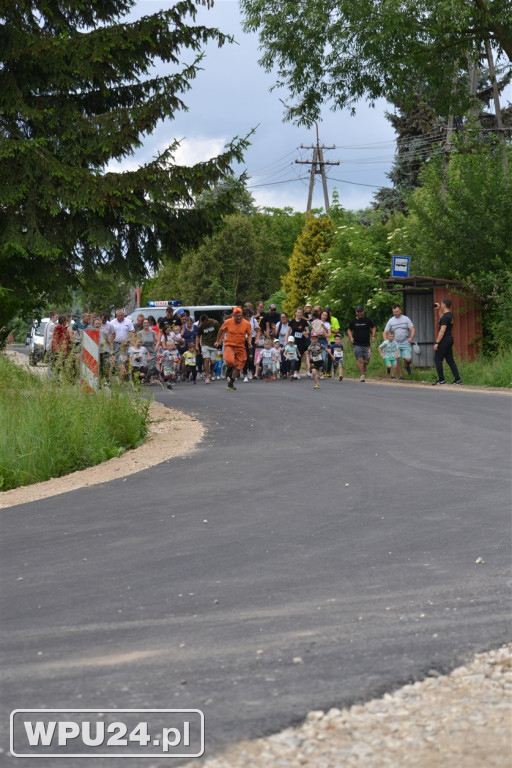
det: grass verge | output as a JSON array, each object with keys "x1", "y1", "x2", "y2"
[{"x1": 0, "y1": 355, "x2": 151, "y2": 491}]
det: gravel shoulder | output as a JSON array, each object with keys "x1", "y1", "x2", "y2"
[{"x1": 189, "y1": 644, "x2": 512, "y2": 768}]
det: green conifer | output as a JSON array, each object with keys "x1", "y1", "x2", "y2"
[{"x1": 0, "y1": 0, "x2": 248, "y2": 314}]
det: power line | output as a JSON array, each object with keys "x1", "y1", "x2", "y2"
[
  {"x1": 247, "y1": 177, "x2": 309, "y2": 188},
  {"x1": 326, "y1": 176, "x2": 382, "y2": 189}
]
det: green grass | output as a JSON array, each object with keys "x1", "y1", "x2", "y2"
[
  {"x1": 0, "y1": 356, "x2": 151, "y2": 491},
  {"x1": 301, "y1": 336, "x2": 512, "y2": 387}
]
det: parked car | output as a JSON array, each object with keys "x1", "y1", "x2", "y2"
[{"x1": 28, "y1": 318, "x2": 49, "y2": 365}]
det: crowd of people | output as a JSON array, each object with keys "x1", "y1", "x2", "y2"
[{"x1": 41, "y1": 299, "x2": 462, "y2": 389}]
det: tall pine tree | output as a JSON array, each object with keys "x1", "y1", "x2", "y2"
[{"x1": 0, "y1": 0, "x2": 248, "y2": 317}]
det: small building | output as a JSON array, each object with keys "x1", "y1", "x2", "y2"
[{"x1": 381, "y1": 276, "x2": 481, "y2": 367}]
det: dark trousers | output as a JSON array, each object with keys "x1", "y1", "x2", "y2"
[
  {"x1": 243, "y1": 341, "x2": 255, "y2": 375},
  {"x1": 434, "y1": 338, "x2": 460, "y2": 381}
]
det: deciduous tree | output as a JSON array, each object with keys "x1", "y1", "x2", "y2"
[
  {"x1": 241, "y1": 0, "x2": 511, "y2": 121},
  {"x1": 394, "y1": 133, "x2": 512, "y2": 350}
]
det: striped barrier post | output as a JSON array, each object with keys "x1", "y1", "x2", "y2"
[{"x1": 81, "y1": 329, "x2": 100, "y2": 392}]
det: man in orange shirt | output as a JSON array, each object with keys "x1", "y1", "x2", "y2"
[{"x1": 215, "y1": 307, "x2": 253, "y2": 390}]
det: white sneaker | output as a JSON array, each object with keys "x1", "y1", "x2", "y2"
[
  {"x1": 248, "y1": 371, "x2": 253, "y2": 380},
  {"x1": 306, "y1": 371, "x2": 312, "y2": 377},
  {"x1": 243, "y1": 376, "x2": 249, "y2": 382},
  {"x1": 360, "y1": 375, "x2": 365, "y2": 382}
]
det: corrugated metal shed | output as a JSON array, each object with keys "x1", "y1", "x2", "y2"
[
  {"x1": 433, "y1": 286, "x2": 481, "y2": 361},
  {"x1": 382, "y1": 276, "x2": 482, "y2": 366}
]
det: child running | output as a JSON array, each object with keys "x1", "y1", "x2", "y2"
[
  {"x1": 329, "y1": 333, "x2": 344, "y2": 381},
  {"x1": 183, "y1": 342, "x2": 198, "y2": 383},
  {"x1": 159, "y1": 340, "x2": 179, "y2": 390},
  {"x1": 379, "y1": 329, "x2": 399, "y2": 379},
  {"x1": 284, "y1": 336, "x2": 300, "y2": 380},
  {"x1": 272, "y1": 339, "x2": 281, "y2": 380},
  {"x1": 258, "y1": 338, "x2": 275, "y2": 381},
  {"x1": 306, "y1": 333, "x2": 324, "y2": 389}
]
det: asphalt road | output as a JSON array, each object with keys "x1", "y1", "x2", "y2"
[{"x1": 1, "y1": 376, "x2": 511, "y2": 765}]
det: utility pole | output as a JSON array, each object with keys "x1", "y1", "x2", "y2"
[
  {"x1": 484, "y1": 39, "x2": 509, "y2": 175},
  {"x1": 296, "y1": 122, "x2": 339, "y2": 212}
]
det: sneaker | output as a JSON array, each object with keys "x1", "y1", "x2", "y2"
[
  {"x1": 264, "y1": 377, "x2": 269, "y2": 382},
  {"x1": 296, "y1": 374, "x2": 301, "y2": 380},
  {"x1": 325, "y1": 373, "x2": 332, "y2": 378},
  {"x1": 399, "y1": 376, "x2": 405, "y2": 380},
  {"x1": 166, "y1": 383, "x2": 173, "y2": 390},
  {"x1": 211, "y1": 374, "x2": 216, "y2": 381},
  {"x1": 390, "y1": 376, "x2": 396, "y2": 380},
  {"x1": 386, "y1": 367, "x2": 391, "y2": 375},
  {"x1": 193, "y1": 379, "x2": 197, "y2": 384},
  {"x1": 432, "y1": 379, "x2": 446, "y2": 386},
  {"x1": 306, "y1": 371, "x2": 312, "y2": 377},
  {"x1": 453, "y1": 379, "x2": 463, "y2": 385},
  {"x1": 360, "y1": 375, "x2": 365, "y2": 382},
  {"x1": 227, "y1": 382, "x2": 236, "y2": 391},
  {"x1": 405, "y1": 363, "x2": 412, "y2": 375},
  {"x1": 314, "y1": 383, "x2": 320, "y2": 389},
  {"x1": 339, "y1": 375, "x2": 343, "y2": 381},
  {"x1": 205, "y1": 377, "x2": 210, "y2": 384},
  {"x1": 243, "y1": 376, "x2": 249, "y2": 382},
  {"x1": 271, "y1": 375, "x2": 275, "y2": 381},
  {"x1": 248, "y1": 371, "x2": 253, "y2": 380}
]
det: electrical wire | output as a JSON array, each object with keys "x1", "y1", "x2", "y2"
[
  {"x1": 325, "y1": 176, "x2": 383, "y2": 188},
  {"x1": 247, "y1": 177, "x2": 309, "y2": 188}
]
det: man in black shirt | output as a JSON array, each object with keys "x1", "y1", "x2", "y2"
[
  {"x1": 432, "y1": 298, "x2": 462, "y2": 385},
  {"x1": 347, "y1": 305, "x2": 376, "y2": 382},
  {"x1": 262, "y1": 304, "x2": 280, "y2": 339}
]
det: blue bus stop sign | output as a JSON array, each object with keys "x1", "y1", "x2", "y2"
[{"x1": 392, "y1": 255, "x2": 411, "y2": 278}]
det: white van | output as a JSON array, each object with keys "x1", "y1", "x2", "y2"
[{"x1": 129, "y1": 304, "x2": 234, "y2": 325}]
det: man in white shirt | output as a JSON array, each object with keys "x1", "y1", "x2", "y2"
[
  {"x1": 383, "y1": 304, "x2": 415, "y2": 379},
  {"x1": 109, "y1": 309, "x2": 135, "y2": 351}
]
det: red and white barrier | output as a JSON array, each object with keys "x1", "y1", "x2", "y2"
[{"x1": 81, "y1": 329, "x2": 100, "y2": 392}]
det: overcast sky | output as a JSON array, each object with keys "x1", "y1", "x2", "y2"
[{"x1": 112, "y1": 0, "x2": 400, "y2": 212}]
